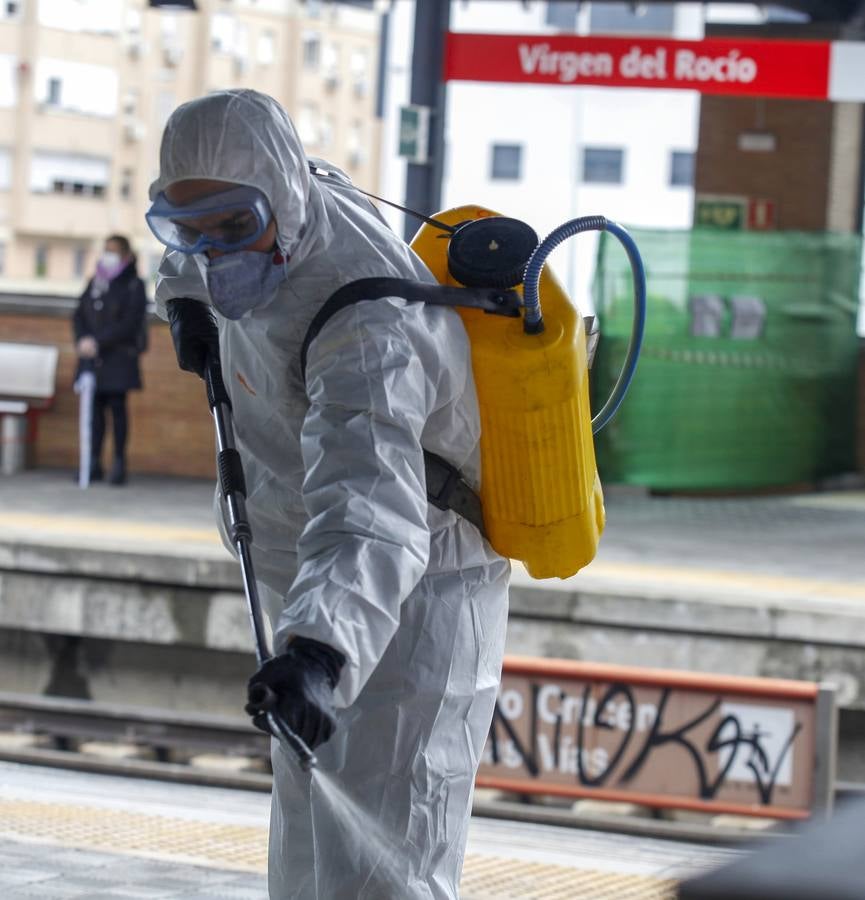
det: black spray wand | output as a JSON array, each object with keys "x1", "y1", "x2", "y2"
[{"x1": 204, "y1": 357, "x2": 317, "y2": 771}]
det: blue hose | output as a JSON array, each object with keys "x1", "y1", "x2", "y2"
[{"x1": 522, "y1": 216, "x2": 646, "y2": 434}]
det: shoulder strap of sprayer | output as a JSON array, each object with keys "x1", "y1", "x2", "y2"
[
  {"x1": 300, "y1": 277, "x2": 521, "y2": 539},
  {"x1": 309, "y1": 163, "x2": 456, "y2": 235}
]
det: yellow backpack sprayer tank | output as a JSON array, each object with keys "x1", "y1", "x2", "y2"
[
  {"x1": 301, "y1": 168, "x2": 646, "y2": 580},
  {"x1": 411, "y1": 207, "x2": 646, "y2": 579}
]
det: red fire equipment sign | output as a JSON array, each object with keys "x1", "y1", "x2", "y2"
[{"x1": 444, "y1": 33, "x2": 865, "y2": 102}]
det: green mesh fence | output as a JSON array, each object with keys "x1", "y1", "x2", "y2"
[{"x1": 592, "y1": 228, "x2": 862, "y2": 491}]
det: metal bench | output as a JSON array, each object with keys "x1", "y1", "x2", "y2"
[{"x1": 0, "y1": 341, "x2": 59, "y2": 475}]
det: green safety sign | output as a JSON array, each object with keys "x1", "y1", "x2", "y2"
[
  {"x1": 398, "y1": 105, "x2": 430, "y2": 164},
  {"x1": 695, "y1": 196, "x2": 747, "y2": 230}
]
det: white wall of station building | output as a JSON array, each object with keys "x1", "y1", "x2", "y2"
[{"x1": 378, "y1": 3, "x2": 799, "y2": 312}]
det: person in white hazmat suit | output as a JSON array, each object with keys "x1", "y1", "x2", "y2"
[{"x1": 147, "y1": 89, "x2": 510, "y2": 899}]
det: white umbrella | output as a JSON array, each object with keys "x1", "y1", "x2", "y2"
[{"x1": 74, "y1": 370, "x2": 96, "y2": 489}]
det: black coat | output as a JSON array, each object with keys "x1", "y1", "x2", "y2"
[{"x1": 73, "y1": 262, "x2": 147, "y2": 394}]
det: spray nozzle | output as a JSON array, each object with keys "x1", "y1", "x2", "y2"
[{"x1": 247, "y1": 682, "x2": 318, "y2": 772}]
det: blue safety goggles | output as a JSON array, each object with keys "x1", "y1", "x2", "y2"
[{"x1": 146, "y1": 185, "x2": 272, "y2": 254}]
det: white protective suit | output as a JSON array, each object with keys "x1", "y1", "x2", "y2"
[{"x1": 152, "y1": 90, "x2": 510, "y2": 899}]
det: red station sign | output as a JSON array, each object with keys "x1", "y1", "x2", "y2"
[{"x1": 444, "y1": 33, "x2": 839, "y2": 100}]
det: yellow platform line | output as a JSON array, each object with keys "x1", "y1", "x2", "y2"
[
  {"x1": 581, "y1": 560, "x2": 865, "y2": 601},
  {"x1": 0, "y1": 512, "x2": 222, "y2": 545},
  {"x1": 0, "y1": 797, "x2": 676, "y2": 899},
  {"x1": 5, "y1": 512, "x2": 862, "y2": 602}
]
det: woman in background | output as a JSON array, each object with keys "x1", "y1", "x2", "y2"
[{"x1": 72, "y1": 234, "x2": 147, "y2": 486}]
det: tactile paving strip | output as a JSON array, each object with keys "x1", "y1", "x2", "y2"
[
  {"x1": 460, "y1": 853, "x2": 677, "y2": 899},
  {"x1": 0, "y1": 797, "x2": 677, "y2": 898},
  {"x1": 0, "y1": 798, "x2": 267, "y2": 872}
]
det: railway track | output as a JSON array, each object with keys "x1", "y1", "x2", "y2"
[{"x1": 1, "y1": 691, "x2": 855, "y2": 846}]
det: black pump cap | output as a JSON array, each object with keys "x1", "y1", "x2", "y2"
[{"x1": 447, "y1": 217, "x2": 538, "y2": 289}]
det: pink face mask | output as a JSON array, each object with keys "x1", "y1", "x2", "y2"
[{"x1": 95, "y1": 251, "x2": 126, "y2": 281}]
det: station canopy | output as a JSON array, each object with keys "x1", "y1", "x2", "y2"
[
  {"x1": 148, "y1": 0, "x2": 865, "y2": 27},
  {"x1": 540, "y1": 1, "x2": 865, "y2": 28}
]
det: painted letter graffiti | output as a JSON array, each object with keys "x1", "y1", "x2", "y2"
[{"x1": 480, "y1": 675, "x2": 813, "y2": 813}]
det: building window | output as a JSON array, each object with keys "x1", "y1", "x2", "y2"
[
  {"x1": 119, "y1": 168, "x2": 133, "y2": 200},
  {"x1": 35, "y1": 60, "x2": 117, "y2": 116},
  {"x1": 302, "y1": 32, "x2": 321, "y2": 70},
  {"x1": 490, "y1": 144, "x2": 522, "y2": 181},
  {"x1": 0, "y1": 55, "x2": 16, "y2": 108},
  {"x1": 4, "y1": 2, "x2": 21, "y2": 19},
  {"x1": 46, "y1": 77, "x2": 62, "y2": 106},
  {"x1": 319, "y1": 114, "x2": 335, "y2": 150},
  {"x1": 297, "y1": 103, "x2": 318, "y2": 147},
  {"x1": 157, "y1": 90, "x2": 175, "y2": 129},
  {"x1": 348, "y1": 120, "x2": 365, "y2": 168},
  {"x1": 122, "y1": 89, "x2": 138, "y2": 115},
  {"x1": 73, "y1": 246, "x2": 87, "y2": 278},
  {"x1": 322, "y1": 42, "x2": 339, "y2": 78},
  {"x1": 590, "y1": 2, "x2": 674, "y2": 35},
  {"x1": 670, "y1": 150, "x2": 695, "y2": 187},
  {"x1": 31, "y1": 151, "x2": 110, "y2": 197},
  {"x1": 234, "y1": 23, "x2": 249, "y2": 62},
  {"x1": 0, "y1": 147, "x2": 11, "y2": 190},
  {"x1": 160, "y1": 10, "x2": 183, "y2": 66},
  {"x1": 258, "y1": 30, "x2": 275, "y2": 65},
  {"x1": 210, "y1": 12, "x2": 234, "y2": 54},
  {"x1": 38, "y1": 0, "x2": 122, "y2": 33},
  {"x1": 160, "y1": 12, "x2": 178, "y2": 43},
  {"x1": 545, "y1": 1, "x2": 579, "y2": 30},
  {"x1": 350, "y1": 47, "x2": 368, "y2": 97},
  {"x1": 49, "y1": 179, "x2": 104, "y2": 197},
  {"x1": 582, "y1": 147, "x2": 624, "y2": 184},
  {"x1": 35, "y1": 245, "x2": 49, "y2": 278}
]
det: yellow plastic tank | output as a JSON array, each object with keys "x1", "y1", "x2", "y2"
[{"x1": 410, "y1": 206, "x2": 604, "y2": 579}]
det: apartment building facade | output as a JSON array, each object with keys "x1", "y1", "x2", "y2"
[{"x1": 0, "y1": 0, "x2": 382, "y2": 296}]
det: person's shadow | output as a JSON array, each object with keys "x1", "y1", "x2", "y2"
[{"x1": 679, "y1": 797, "x2": 865, "y2": 899}]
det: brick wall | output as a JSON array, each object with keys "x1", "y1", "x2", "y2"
[
  {"x1": 695, "y1": 81, "x2": 864, "y2": 476},
  {"x1": 0, "y1": 310, "x2": 215, "y2": 479},
  {"x1": 695, "y1": 96, "x2": 836, "y2": 231}
]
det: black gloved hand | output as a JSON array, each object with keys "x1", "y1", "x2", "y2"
[
  {"x1": 245, "y1": 637, "x2": 345, "y2": 750},
  {"x1": 166, "y1": 298, "x2": 219, "y2": 379}
]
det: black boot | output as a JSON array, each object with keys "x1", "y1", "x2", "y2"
[{"x1": 108, "y1": 459, "x2": 126, "y2": 486}]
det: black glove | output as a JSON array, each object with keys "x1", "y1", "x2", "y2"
[
  {"x1": 245, "y1": 637, "x2": 345, "y2": 750},
  {"x1": 166, "y1": 298, "x2": 219, "y2": 379}
]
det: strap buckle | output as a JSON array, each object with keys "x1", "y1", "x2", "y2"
[
  {"x1": 425, "y1": 451, "x2": 461, "y2": 509},
  {"x1": 424, "y1": 451, "x2": 487, "y2": 538}
]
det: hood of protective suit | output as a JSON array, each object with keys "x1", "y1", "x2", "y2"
[{"x1": 149, "y1": 89, "x2": 313, "y2": 261}]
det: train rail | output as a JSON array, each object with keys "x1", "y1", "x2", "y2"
[
  {"x1": 0, "y1": 691, "x2": 267, "y2": 761},
  {"x1": 0, "y1": 691, "x2": 853, "y2": 846}
]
